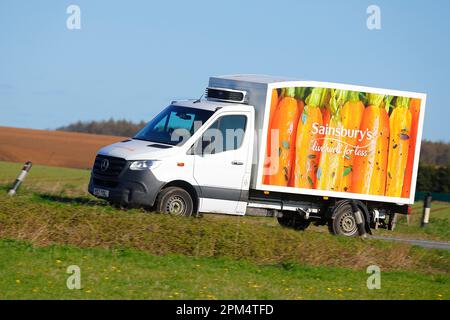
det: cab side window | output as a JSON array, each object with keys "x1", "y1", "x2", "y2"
[{"x1": 192, "y1": 115, "x2": 247, "y2": 155}]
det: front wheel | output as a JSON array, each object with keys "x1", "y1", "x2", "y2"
[{"x1": 156, "y1": 187, "x2": 194, "y2": 216}]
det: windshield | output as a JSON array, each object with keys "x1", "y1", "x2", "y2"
[{"x1": 134, "y1": 105, "x2": 215, "y2": 146}]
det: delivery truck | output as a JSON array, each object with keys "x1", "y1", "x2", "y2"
[{"x1": 88, "y1": 75, "x2": 426, "y2": 237}]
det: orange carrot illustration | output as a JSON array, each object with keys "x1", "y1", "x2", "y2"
[
  {"x1": 386, "y1": 97, "x2": 412, "y2": 197},
  {"x1": 316, "y1": 89, "x2": 349, "y2": 191},
  {"x1": 293, "y1": 88, "x2": 327, "y2": 188},
  {"x1": 401, "y1": 98, "x2": 421, "y2": 198},
  {"x1": 268, "y1": 88, "x2": 301, "y2": 186},
  {"x1": 263, "y1": 89, "x2": 280, "y2": 184},
  {"x1": 351, "y1": 94, "x2": 390, "y2": 195},
  {"x1": 339, "y1": 91, "x2": 365, "y2": 192}
]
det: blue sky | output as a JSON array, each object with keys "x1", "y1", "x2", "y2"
[{"x1": 0, "y1": 0, "x2": 449, "y2": 141}]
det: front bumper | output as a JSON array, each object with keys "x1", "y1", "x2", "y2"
[{"x1": 88, "y1": 165, "x2": 164, "y2": 208}]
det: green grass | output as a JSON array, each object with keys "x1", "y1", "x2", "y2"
[
  {"x1": 1, "y1": 160, "x2": 449, "y2": 241},
  {"x1": 0, "y1": 239, "x2": 448, "y2": 300},
  {"x1": 373, "y1": 202, "x2": 450, "y2": 241},
  {"x1": 0, "y1": 161, "x2": 90, "y2": 196},
  {"x1": 1, "y1": 186, "x2": 449, "y2": 274},
  {"x1": 0, "y1": 160, "x2": 449, "y2": 299}
]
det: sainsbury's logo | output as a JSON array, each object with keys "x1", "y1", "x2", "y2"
[{"x1": 311, "y1": 122, "x2": 376, "y2": 142}]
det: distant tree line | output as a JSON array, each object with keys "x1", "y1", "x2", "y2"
[
  {"x1": 57, "y1": 119, "x2": 450, "y2": 193},
  {"x1": 419, "y1": 140, "x2": 450, "y2": 166},
  {"x1": 57, "y1": 118, "x2": 147, "y2": 137},
  {"x1": 416, "y1": 164, "x2": 450, "y2": 193},
  {"x1": 415, "y1": 141, "x2": 450, "y2": 193}
]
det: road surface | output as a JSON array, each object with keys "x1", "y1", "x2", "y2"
[{"x1": 370, "y1": 235, "x2": 450, "y2": 250}]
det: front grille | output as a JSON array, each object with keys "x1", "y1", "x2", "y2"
[{"x1": 93, "y1": 155, "x2": 127, "y2": 177}]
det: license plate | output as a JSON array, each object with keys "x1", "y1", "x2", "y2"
[{"x1": 93, "y1": 188, "x2": 109, "y2": 198}]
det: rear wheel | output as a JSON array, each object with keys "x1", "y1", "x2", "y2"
[
  {"x1": 277, "y1": 212, "x2": 310, "y2": 231},
  {"x1": 328, "y1": 203, "x2": 361, "y2": 237},
  {"x1": 156, "y1": 187, "x2": 194, "y2": 217}
]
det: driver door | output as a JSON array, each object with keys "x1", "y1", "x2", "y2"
[{"x1": 192, "y1": 112, "x2": 252, "y2": 215}]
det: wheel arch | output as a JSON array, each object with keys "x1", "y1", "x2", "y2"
[
  {"x1": 327, "y1": 199, "x2": 372, "y2": 235},
  {"x1": 158, "y1": 180, "x2": 200, "y2": 214}
]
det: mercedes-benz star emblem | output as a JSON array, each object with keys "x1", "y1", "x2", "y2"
[{"x1": 100, "y1": 159, "x2": 109, "y2": 171}]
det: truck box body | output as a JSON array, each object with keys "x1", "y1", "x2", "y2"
[{"x1": 209, "y1": 75, "x2": 426, "y2": 205}]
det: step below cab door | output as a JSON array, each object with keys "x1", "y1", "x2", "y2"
[{"x1": 191, "y1": 111, "x2": 253, "y2": 215}]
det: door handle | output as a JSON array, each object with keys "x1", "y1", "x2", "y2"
[{"x1": 231, "y1": 161, "x2": 244, "y2": 166}]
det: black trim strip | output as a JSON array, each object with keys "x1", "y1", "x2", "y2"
[{"x1": 197, "y1": 186, "x2": 249, "y2": 202}]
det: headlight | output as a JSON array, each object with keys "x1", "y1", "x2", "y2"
[{"x1": 129, "y1": 160, "x2": 159, "y2": 171}]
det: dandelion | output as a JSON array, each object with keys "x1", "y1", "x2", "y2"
[
  {"x1": 32, "y1": 288, "x2": 39, "y2": 293},
  {"x1": 327, "y1": 288, "x2": 331, "y2": 291},
  {"x1": 15, "y1": 279, "x2": 21, "y2": 284},
  {"x1": 337, "y1": 288, "x2": 343, "y2": 292},
  {"x1": 347, "y1": 288, "x2": 353, "y2": 291},
  {"x1": 85, "y1": 289, "x2": 92, "y2": 293},
  {"x1": 104, "y1": 277, "x2": 109, "y2": 280},
  {"x1": 55, "y1": 260, "x2": 62, "y2": 264}
]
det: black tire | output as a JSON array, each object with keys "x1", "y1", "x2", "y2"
[
  {"x1": 328, "y1": 203, "x2": 361, "y2": 237},
  {"x1": 156, "y1": 187, "x2": 194, "y2": 217},
  {"x1": 277, "y1": 212, "x2": 310, "y2": 231}
]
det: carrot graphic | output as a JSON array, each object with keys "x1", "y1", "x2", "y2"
[
  {"x1": 263, "y1": 89, "x2": 280, "y2": 184},
  {"x1": 401, "y1": 98, "x2": 421, "y2": 198},
  {"x1": 316, "y1": 89, "x2": 349, "y2": 191},
  {"x1": 339, "y1": 91, "x2": 365, "y2": 192},
  {"x1": 293, "y1": 88, "x2": 328, "y2": 188},
  {"x1": 350, "y1": 94, "x2": 390, "y2": 195},
  {"x1": 386, "y1": 97, "x2": 412, "y2": 197},
  {"x1": 268, "y1": 87, "x2": 302, "y2": 186},
  {"x1": 287, "y1": 88, "x2": 308, "y2": 186}
]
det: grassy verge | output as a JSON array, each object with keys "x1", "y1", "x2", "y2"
[
  {"x1": 373, "y1": 202, "x2": 450, "y2": 241},
  {"x1": 0, "y1": 239, "x2": 447, "y2": 300},
  {"x1": 0, "y1": 161, "x2": 90, "y2": 196},
  {"x1": 0, "y1": 160, "x2": 449, "y2": 299},
  {"x1": 1, "y1": 160, "x2": 448, "y2": 241},
  {"x1": 0, "y1": 187, "x2": 448, "y2": 275}
]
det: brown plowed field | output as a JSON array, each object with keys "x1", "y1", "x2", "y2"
[{"x1": 0, "y1": 126, "x2": 125, "y2": 169}]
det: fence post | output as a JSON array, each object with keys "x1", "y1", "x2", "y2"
[
  {"x1": 7, "y1": 161, "x2": 32, "y2": 196},
  {"x1": 421, "y1": 193, "x2": 432, "y2": 228}
]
